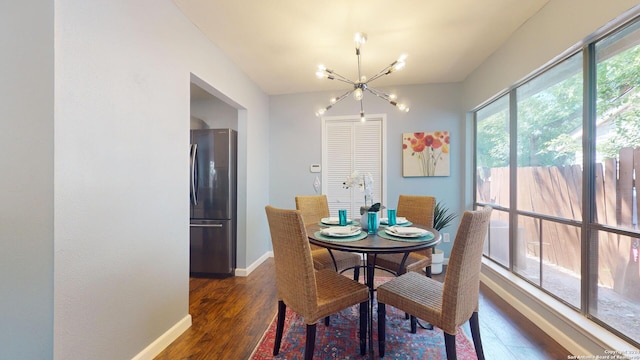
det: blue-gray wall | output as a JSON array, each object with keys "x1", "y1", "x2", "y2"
[{"x1": 0, "y1": 2, "x2": 54, "y2": 359}]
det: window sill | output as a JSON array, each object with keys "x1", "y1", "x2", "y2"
[{"x1": 480, "y1": 258, "x2": 639, "y2": 356}]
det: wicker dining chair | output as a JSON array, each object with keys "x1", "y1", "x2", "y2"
[
  {"x1": 376, "y1": 206, "x2": 492, "y2": 360},
  {"x1": 371, "y1": 195, "x2": 436, "y2": 277},
  {"x1": 264, "y1": 205, "x2": 370, "y2": 359},
  {"x1": 295, "y1": 195, "x2": 362, "y2": 281}
]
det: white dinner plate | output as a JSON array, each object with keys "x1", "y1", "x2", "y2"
[
  {"x1": 379, "y1": 217, "x2": 408, "y2": 225},
  {"x1": 320, "y1": 217, "x2": 352, "y2": 225},
  {"x1": 385, "y1": 226, "x2": 430, "y2": 238},
  {"x1": 321, "y1": 226, "x2": 361, "y2": 237}
]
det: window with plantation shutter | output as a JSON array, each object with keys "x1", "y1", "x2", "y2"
[{"x1": 322, "y1": 115, "x2": 386, "y2": 219}]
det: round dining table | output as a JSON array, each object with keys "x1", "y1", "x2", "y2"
[{"x1": 306, "y1": 222, "x2": 441, "y2": 358}]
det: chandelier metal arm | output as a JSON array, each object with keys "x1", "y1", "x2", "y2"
[
  {"x1": 366, "y1": 87, "x2": 409, "y2": 112},
  {"x1": 366, "y1": 61, "x2": 399, "y2": 83},
  {"x1": 331, "y1": 89, "x2": 354, "y2": 106},
  {"x1": 357, "y1": 48, "x2": 363, "y2": 83},
  {"x1": 366, "y1": 87, "x2": 395, "y2": 104},
  {"x1": 322, "y1": 69, "x2": 356, "y2": 85},
  {"x1": 316, "y1": 89, "x2": 354, "y2": 116},
  {"x1": 332, "y1": 77, "x2": 357, "y2": 85}
]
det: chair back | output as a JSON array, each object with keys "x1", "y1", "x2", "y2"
[
  {"x1": 265, "y1": 205, "x2": 319, "y2": 316},
  {"x1": 396, "y1": 195, "x2": 435, "y2": 227},
  {"x1": 295, "y1": 195, "x2": 330, "y2": 225},
  {"x1": 441, "y1": 206, "x2": 492, "y2": 331}
]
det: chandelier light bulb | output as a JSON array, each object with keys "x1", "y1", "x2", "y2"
[
  {"x1": 391, "y1": 61, "x2": 406, "y2": 72},
  {"x1": 354, "y1": 32, "x2": 367, "y2": 49},
  {"x1": 397, "y1": 103, "x2": 409, "y2": 112},
  {"x1": 360, "y1": 111, "x2": 366, "y2": 122},
  {"x1": 330, "y1": 97, "x2": 337, "y2": 104},
  {"x1": 316, "y1": 108, "x2": 326, "y2": 117},
  {"x1": 316, "y1": 65, "x2": 331, "y2": 78},
  {"x1": 389, "y1": 93, "x2": 397, "y2": 100},
  {"x1": 353, "y1": 87, "x2": 364, "y2": 101}
]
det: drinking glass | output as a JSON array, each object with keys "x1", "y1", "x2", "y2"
[
  {"x1": 387, "y1": 209, "x2": 397, "y2": 226},
  {"x1": 367, "y1": 212, "x2": 379, "y2": 234},
  {"x1": 338, "y1": 209, "x2": 347, "y2": 226}
]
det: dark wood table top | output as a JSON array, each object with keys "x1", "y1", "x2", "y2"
[{"x1": 306, "y1": 223, "x2": 441, "y2": 254}]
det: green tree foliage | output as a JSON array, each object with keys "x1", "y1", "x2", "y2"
[
  {"x1": 477, "y1": 37, "x2": 640, "y2": 167},
  {"x1": 476, "y1": 105, "x2": 509, "y2": 168},
  {"x1": 595, "y1": 45, "x2": 640, "y2": 159},
  {"x1": 517, "y1": 60, "x2": 583, "y2": 167}
]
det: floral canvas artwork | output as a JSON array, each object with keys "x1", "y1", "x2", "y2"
[{"x1": 402, "y1": 131, "x2": 450, "y2": 177}]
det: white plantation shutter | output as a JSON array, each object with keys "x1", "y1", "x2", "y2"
[{"x1": 322, "y1": 116, "x2": 385, "y2": 219}]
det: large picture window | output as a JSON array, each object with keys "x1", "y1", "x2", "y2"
[{"x1": 474, "y1": 17, "x2": 640, "y2": 346}]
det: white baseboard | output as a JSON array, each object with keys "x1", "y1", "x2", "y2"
[
  {"x1": 131, "y1": 314, "x2": 192, "y2": 360},
  {"x1": 131, "y1": 251, "x2": 276, "y2": 359},
  {"x1": 234, "y1": 251, "x2": 273, "y2": 277},
  {"x1": 480, "y1": 259, "x2": 639, "y2": 356}
]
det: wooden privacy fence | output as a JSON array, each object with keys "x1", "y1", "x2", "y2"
[{"x1": 477, "y1": 148, "x2": 640, "y2": 299}]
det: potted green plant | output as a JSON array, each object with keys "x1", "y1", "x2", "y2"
[
  {"x1": 432, "y1": 201, "x2": 457, "y2": 274},
  {"x1": 433, "y1": 200, "x2": 457, "y2": 232}
]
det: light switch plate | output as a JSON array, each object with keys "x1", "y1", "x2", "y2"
[{"x1": 310, "y1": 164, "x2": 321, "y2": 173}]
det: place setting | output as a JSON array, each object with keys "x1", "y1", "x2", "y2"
[
  {"x1": 319, "y1": 217, "x2": 356, "y2": 226},
  {"x1": 378, "y1": 209, "x2": 412, "y2": 227},
  {"x1": 318, "y1": 209, "x2": 356, "y2": 227},
  {"x1": 314, "y1": 209, "x2": 367, "y2": 241},
  {"x1": 379, "y1": 216, "x2": 412, "y2": 227},
  {"x1": 378, "y1": 225, "x2": 436, "y2": 242},
  {"x1": 314, "y1": 225, "x2": 367, "y2": 242}
]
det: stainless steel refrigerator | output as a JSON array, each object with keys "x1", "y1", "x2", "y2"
[{"x1": 190, "y1": 129, "x2": 237, "y2": 277}]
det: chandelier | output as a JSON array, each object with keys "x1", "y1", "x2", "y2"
[{"x1": 315, "y1": 32, "x2": 410, "y2": 121}]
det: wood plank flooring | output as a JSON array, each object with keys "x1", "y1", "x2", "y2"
[{"x1": 154, "y1": 258, "x2": 570, "y2": 359}]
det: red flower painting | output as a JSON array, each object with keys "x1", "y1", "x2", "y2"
[{"x1": 402, "y1": 131, "x2": 450, "y2": 176}]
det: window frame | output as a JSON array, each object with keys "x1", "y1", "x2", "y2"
[{"x1": 472, "y1": 14, "x2": 640, "y2": 348}]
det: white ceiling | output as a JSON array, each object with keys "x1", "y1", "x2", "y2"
[{"x1": 175, "y1": 0, "x2": 549, "y2": 96}]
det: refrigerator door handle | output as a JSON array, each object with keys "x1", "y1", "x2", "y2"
[
  {"x1": 190, "y1": 223, "x2": 223, "y2": 228},
  {"x1": 190, "y1": 144, "x2": 198, "y2": 205}
]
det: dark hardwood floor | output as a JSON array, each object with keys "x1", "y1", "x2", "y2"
[{"x1": 154, "y1": 257, "x2": 570, "y2": 359}]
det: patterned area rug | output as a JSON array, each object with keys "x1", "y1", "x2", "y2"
[{"x1": 250, "y1": 279, "x2": 478, "y2": 359}]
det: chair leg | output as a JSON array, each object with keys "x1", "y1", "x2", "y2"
[
  {"x1": 470, "y1": 311, "x2": 485, "y2": 360},
  {"x1": 444, "y1": 332, "x2": 457, "y2": 360},
  {"x1": 410, "y1": 315, "x2": 417, "y2": 334},
  {"x1": 425, "y1": 265, "x2": 432, "y2": 278},
  {"x1": 304, "y1": 323, "x2": 316, "y2": 360},
  {"x1": 273, "y1": 300, "x2": 286, "y2": 356},
  {"x1": 359, "y1": 300, "x2": 368, "y2": 355},
  {"x1": 353, "y1": 266, "x2": 360, "y2": 281},
  {"x1": 377, "y1": 302, "x2": 386, "y2": 357},
  {"x1": 324, "y1": 316, "x2": 330, "y2": 326}
]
